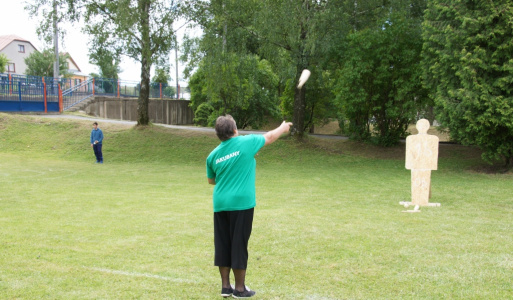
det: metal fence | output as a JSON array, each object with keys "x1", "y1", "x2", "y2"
[
  {"x1": 94, "y1": 79, "x2": 181, "y2": 99},
  {"x1": 60, "y1": 78, "x2": 140, "y2": 110},
  {"x1": 0, "y1": 73, "x2": 189, "y2": 112},
  {"x1": 93, "y1": 78, "x2": 135, "y2": 97},
  {"x1": 0, "y1": 73, "x2": 61, "y2": 112},
  {"x1": 62, "y1": 79, "x2": 93, "y2": 111}
]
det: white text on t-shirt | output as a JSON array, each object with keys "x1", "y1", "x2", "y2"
[{"x1": 216, "y1": 151, "x2": 240, "y2": 164}]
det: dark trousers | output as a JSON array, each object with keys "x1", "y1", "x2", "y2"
[
  {"x1": 93, "y1": 143, "x2": 103, "y2": 163},
  {"x1": 214, "y1": 208, "x2": 254, "y2": 270}
]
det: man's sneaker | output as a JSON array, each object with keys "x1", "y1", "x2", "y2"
[
  {"x1": 221, "y1": 285, "x2": 234, "y2": 298},
  {"x1": 232, "y1": 286, "x2": 256, "y2": 298}
]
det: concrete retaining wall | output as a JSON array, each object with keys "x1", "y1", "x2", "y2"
[{"x1": 84, "y1": 97, "x2": 194, "y2": 125}]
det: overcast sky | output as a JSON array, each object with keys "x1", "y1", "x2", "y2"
[{"x1": 0, "y1": 2, "x2": 196, "y2": 85}]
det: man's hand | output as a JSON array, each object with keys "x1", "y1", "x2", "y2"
[{"x1": 279, "y1": 121, "x2": 293, "y2": 133}]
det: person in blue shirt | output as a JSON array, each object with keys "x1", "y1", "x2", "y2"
[{"x1": 90, "y1": 122, "x2": 104, "y2": 163}]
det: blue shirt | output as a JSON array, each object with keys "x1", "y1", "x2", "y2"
[{"x1": 90, "y1": 128, "x2": 103, "y2": 144}]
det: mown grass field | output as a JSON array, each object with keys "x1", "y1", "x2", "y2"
[{"x1": 0, "y1": 113, "x2": 512, "y2": 299}]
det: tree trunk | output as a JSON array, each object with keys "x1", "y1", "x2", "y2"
[
  {"x1": 138, "y1": 60, "x2": 151, "y2": 125},
  {"x1": 292, "y1": 17, "x2": 309, "y2": 139},
  {"x1": 292, "y1": 62, "x2": 307, "y2": 139},
  {"x1": 292, "y1": 82, "x2": 306, "y2": 139},
  {"x1": 137, "y1": 0, "x2": 151, "y2": 126}
]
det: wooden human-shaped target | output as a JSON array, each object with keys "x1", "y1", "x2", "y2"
[{"x1": 401, "y1": 119, "x2": 441, "y2": 212}]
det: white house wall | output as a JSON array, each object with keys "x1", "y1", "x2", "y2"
[{"x1": 0, "y1": 40, "x2": 37, "y2": 75}]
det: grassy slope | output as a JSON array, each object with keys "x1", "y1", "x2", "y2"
[{"x1": 0, "y1": 113, "x2": 512, "y2": 299}]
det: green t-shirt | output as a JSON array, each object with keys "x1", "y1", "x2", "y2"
[{"x1": 206, "y1": 134, "x2": 266, "y2": 212}]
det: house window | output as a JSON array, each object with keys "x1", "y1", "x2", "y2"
[
  {"x1": 18, "y1": 45, "x2": 25, "y2": 53},
  {"x1": 7, "y1": 63, "x2": 15, "y2": 73}
]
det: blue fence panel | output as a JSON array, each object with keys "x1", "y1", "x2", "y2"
[
  {"x1": 0, "y1": 75, "x2": 60, "y2": 112},
  {"x1": 1, "y1": 73, "x2": 189, "y2": 112}
]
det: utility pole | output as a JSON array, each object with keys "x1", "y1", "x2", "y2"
[
  {"x1": 175, "y1": 45, "x2": 179, "y2": 99},
  {"x1": 53, "y1": 0, "x2": 59, "y2": 81}
]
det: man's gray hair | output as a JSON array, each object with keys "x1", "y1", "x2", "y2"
[{"x1": 215, "y1": 115, "x2": 237, "y2": 141}]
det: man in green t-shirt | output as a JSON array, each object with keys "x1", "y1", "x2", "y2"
[{"x1": 206, "y1": 115, "x2": 292, "y2": 298}]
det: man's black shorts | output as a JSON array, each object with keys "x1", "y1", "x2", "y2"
[{"x1": 214, "y1": 208, "x2": 254, "y2": 270}]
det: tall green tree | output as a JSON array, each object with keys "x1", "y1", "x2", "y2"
[
  {"x1": 26, "y1": 0, "x2": 83, "y2": 80},
  {"x1": 152, "y1": 66, "x2": 176, "y2": 98},
  {"x1": 24, "y1": 49, "x2": 70, "y2": 78},
  {"x1": 0, "y1": 54, "x2": 8, "y2": 73},
  {"x1": 185, "y1": 0, "x2": 347, "y2": 137},
  {"x1": 189, "y1": 53, "x2": 279, "y2": 129},
  {"x1": 324, "y1": 0, "x2": 429, "y2": 145},
  {"x1": 28, "y1": 0, "x2": 181, "y2": 125},
  {"x1": 334, "y1": 13, "x2": 429, "y2": 146},
  {"x1": 25, "y1": 0, "x2": 81, "y2": 44},
  {"x1": 184, "y1": 0, "x2": 280, "y2": 129},
  {"x1": 152, "y1": 67, "x2": 171, "y2": 85},
  {"x1": 249, "y1": 0, "x2": 346, "y2": 138},
  {"x1": 89, "y1": 47, "x2": 121, "y2": 80},
  {"x1": 422, "y1": 0, "x2": 513, "y2": 167},
  {"x1": 82, "y1": 0, "x2": 180, "y2": 125}
]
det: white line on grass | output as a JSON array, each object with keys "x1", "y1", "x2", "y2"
[{"x1": 86, "y1": 267, "x2": 195, "y2": 283}]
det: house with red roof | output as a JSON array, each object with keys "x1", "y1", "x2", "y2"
[
  {"x1": 0, "y1": 35, "x2": 38, "y2": 75},
  {"x1": 62, "y1": 52, "x2": 88, "y2": 86},
  {"x1": 0, "y1": 35, "x2": 88, "y2": 86}
]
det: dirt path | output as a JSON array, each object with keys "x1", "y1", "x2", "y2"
[{"x1": 39, "y1": 114, "x2": 348, "y2": 139}]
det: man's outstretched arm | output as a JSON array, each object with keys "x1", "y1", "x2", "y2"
[{"x1": 263, "y1": 121, "x2": 293, "y2": 146}]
